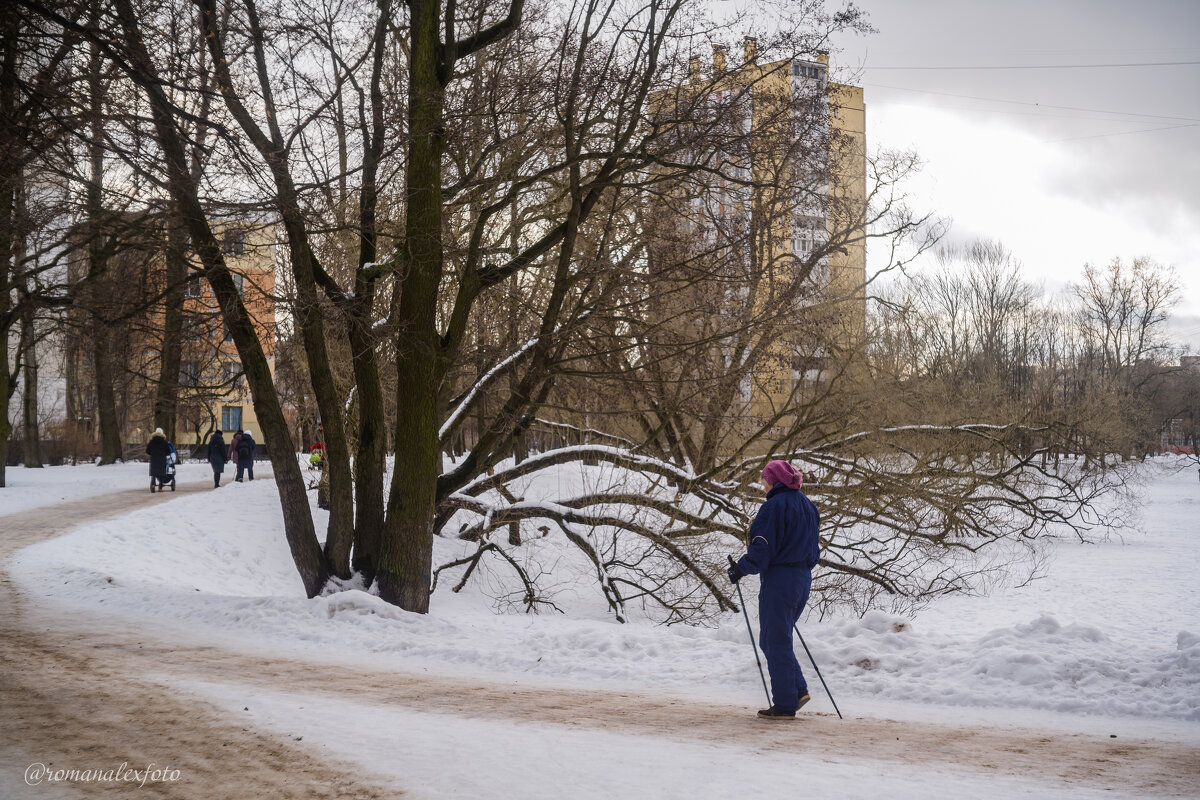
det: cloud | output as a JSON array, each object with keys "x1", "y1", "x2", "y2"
[{"x1": 863, "y1": 101, "x2": 1200, "y2": 324}]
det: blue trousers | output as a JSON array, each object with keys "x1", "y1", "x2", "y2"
[{"x1": 758, "y1": 565, "x2": 812, "y2": 712}]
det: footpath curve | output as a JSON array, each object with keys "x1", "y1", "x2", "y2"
[
  {"x1": 1, "y1": 483, "x2": 1197, "y2": 798},
  {"x1": 0, "y1": 481, "x2": 396, "y2": 799}
]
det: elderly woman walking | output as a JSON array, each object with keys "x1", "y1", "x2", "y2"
[{"x1": 727, "y1": 460, "x2": 821, "y2": 719}]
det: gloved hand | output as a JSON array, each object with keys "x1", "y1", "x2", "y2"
[{"x1": 726, "y1": 556, "x2": 744, "y2": 585}]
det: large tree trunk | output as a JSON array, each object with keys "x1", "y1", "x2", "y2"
[
  {"x1": 15, "y1": 156, "x2": 40, "y2": 468},
  {"x1": 348, "y1": 5, "x2": 389, "y2": 586},
  {"x1": 350, "y1": 320, "x2": 385, "y2": 584},
  {"x1": 86, "y1": 13, "x2": 121, "y2": 465},
  {"x1": 0, "y1": 4, "x2": 17, "y2": 487},
  {"x1": 377, "y1": 0, "x2": 444, "y2": 612},
  {"x1": 93, "y1": 330, "x2": 123, "y2": 464},
  {"x1": 0, "y1": 350, "x2": 10, "y2": 484}
]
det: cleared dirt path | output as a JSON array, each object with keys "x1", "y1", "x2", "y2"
[
  {"x1": 2, "y1": 483, "x2": 1198, "y2": 798},
  {"x1": 0, "y1": 481, "x2": 396, "y2": 799}
]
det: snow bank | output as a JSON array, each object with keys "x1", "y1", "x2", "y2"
[
  {"x1": 817, "y1": 609, "x2": 1199, "y2": 721},
  {"x1": 11, "y1": 458, "x2": 1200, "y2": 726}
]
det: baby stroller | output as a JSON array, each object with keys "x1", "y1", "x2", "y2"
[{"x1": 151, "y1": 442, "x2": 178, "y2": 493}]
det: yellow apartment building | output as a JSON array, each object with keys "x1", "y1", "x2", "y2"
[{"x1": 652, "y1": 41, "x2": 867, "y2": 436}]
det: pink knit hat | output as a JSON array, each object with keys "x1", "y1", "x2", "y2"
[{"x1": 762, "y1": 460, "x2": 803, "y2": 490}]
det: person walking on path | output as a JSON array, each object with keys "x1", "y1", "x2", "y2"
[
  {"x1": 234, "y1": 430, "x2": 256, "y2": 482},
  {"x1": 226, "y1": 430, "x2": 242, "y2": 465},
  {"x1": 146, "y1": 428, "x2": 172, "y2": 493},
  {"x1": 207, "y1": 430, "x2": 227, "y2": 488},
  {"x1": 727, "y1": 459, "x2": 821, "y2": 720}
]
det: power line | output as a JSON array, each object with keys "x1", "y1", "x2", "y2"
[
  {"x1": 1048, "y1": 122, "x2": 1200, "y2": 143},
  {"x1": 890, "y1": 103, "x2": 1187, "y2": 125},
  {"x1": 869, "y1": 60, "x2": 1200, "y2": 71},
  {"x1": 864, "y1": 82, "x2": 1200, "y2": 123}
]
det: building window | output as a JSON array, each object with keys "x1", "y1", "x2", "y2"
[
  {"x1": 184, "y1": 276, "x2": 202, "y2": 298},
  {"x1": 221, "y1": 405, "x2": 243, "y2": 431},
  {"x1": 180, "y1": 360, "x2": 201, "y2": 386},
  {"x1": 224, "y1": 361, "x2": 244, "y2": 390},
  {"x1": 792, "y1": 230, "x2": 814, "y2": 255},
  {"x1": 232, "y1": 272, "x2": 245, "y2": 296},
  {"x1": 792, "y1": 217, "x2": 825, "y2": 258},
  {"x1": 791, "y1": 62, "x2": 825, "y2": 81},
  {"x1": 223, "y1": 229, "x2": 246, "y2": 256}
]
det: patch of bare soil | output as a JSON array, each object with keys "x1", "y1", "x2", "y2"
[{"x1": 2, "y1": 484, "x2": 1197, "y2": 798}]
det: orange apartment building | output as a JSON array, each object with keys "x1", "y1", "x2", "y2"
[{"x1": 66, "y1": 218, "x2": 278, "y2": 453}]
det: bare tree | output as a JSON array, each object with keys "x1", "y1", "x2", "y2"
[
  {"x1": 1073, "y1": 257, "x2": 1181, "y2": 458},
  {"x1": 18, "y1": 0, "x2": 1145, "y2": 627},
  {"x1": 0, "y1": 2, "x2": 82, "y2": 482}
]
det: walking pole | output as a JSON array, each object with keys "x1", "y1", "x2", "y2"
[
  {"x1": 729, "y1": 556, "x2": 771, "y2": 708},
  {"x1": 794, "y1": 623, "x2": 843, "y2": 719}
]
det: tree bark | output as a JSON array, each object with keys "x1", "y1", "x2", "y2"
[
  {"x1": 86, "y1": 19, "x2": 121, "y2": 466},
  {"x1": 92, "y1": 329, "x2": 123, "y2": 463},
  {"x1": 0, "y1": 4, "x2": 18, "y2": 487},
  {"x1": 376, "y1": 0, "x2": 445, "y2": 612},
  {"x1": 348, "y1": 3, "x2": 391, "y2": 586}
]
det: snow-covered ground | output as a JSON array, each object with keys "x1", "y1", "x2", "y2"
[
  {"x1": 6, "y1": 456, "x2": 1200, "y2": 796},
  {"x1": 178, "y1": 678, "x2": 1141, "y2": 800},
  {"x1": 0, "y1": 460, "x2": 166, "y2": 515}
]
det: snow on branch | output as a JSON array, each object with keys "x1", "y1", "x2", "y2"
[
  {"x1": 444, "y1": 487, "x2": 740, "y2": 620},
  {"x1": 439, "y1": 312, "x2": 593, "y2": 445},
  {"x1": 530, "y1": 418, "x2": 640, "y2": 450},
  {"x1": 439, "y1": 334, "x2": 542, "y2": 443},
  {"x1": 432, "y1": 414, "x2": 1132, "y2": 622}
]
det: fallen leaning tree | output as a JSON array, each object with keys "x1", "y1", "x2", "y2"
[{"x1": 430, "y1": 422, "x2": 1132, "y2": 624}]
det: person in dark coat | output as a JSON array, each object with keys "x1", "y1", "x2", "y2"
[
  {"x1": 227, "y1": 430, "x2": 243, "y2": 464},
  {"x1": 235, "y1": 429, "x2": 256, "y2": 481},
  {"x1": 727, "y1": 460, "x2": 821, "y2": 720},
  {"x1": 146, "y1": 428, "x2": 171, "y2": 492},
  {"x1": 207, "y1": 430, "x2": 227, "y2": 488}
]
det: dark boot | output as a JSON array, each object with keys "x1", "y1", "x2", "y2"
[{"x1": 757, "y1": 706, "x2": 798, "y2": 720}]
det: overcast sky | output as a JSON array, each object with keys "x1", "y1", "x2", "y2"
[{"x1": 824, "y1": 0, "x2": 1200, "y2": 353}]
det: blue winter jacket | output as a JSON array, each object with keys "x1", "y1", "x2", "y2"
[{"x1": 736, "y1": 484, "x2": 821, "y2": 575}]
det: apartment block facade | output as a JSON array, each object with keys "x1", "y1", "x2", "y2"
[
  {"x1": 65, "y1": 218, "x2": 277, "y2": 454},
  {"x1": 659, "y1": 41, "x2": 868, "y2": 429}
]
